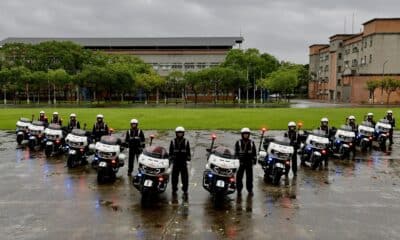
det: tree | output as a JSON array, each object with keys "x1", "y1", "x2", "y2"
[
  {"x1": 166, "y1": 71, "x2": 185, "y2": 103},
  {"x1": 8, "y1": 66, "x2": 32, "y2": 104},
  {"x1": 381, "y1": 78, "x2": 400, "y2": 104},
  {"x1": 48, "y1": 69, "x2": 70, "y2": 104},
  {"x1": 0, "y1": 68, "x2": 11, "y2": 104},
  {"x1": 259, "y1": 67, "x2": 298, "y2": 102},
  {"x1": 30, "y1": 71, "x2": 48, "y2": 104},
  {"x1": 136, "y1": 72, "x2": 165, "y2": 104},
  {"x1": 184, "y1": 71, "x2": 202, "y2": 104},
  {"x1": 223, "y1": 48, "x2": 281, "y2": 103},
  {"x1": 366, "y1": 80, "x2": 380, "y2": 104}
]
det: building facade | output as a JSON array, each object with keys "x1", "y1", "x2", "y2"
[
  {"x1": 309, "y1": 18, "x2": 400, "y2": 104},
  {"x1": 0, "y1": 37, "x2": 244, "y2": 76}
]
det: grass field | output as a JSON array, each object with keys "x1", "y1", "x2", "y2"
[{"x1": 1, "y1": 107, "x2": 398, "y2": 131}]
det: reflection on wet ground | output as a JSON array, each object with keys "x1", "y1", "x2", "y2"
[{"x1": 0, "y1": 130, "x2": 400, "y2": 239}]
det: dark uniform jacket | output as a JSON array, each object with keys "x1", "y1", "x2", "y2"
[
  {"x1": 169, "y1": 138, "x2": 191, "y2": 165},
  {"x1": 125, "y1": 128, "x2": 145, "y2": 153},
  {"x1": 234, "y1": 139, "x2": 257, "y2": 165}
]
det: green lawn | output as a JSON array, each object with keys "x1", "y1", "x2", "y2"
[{"x1": 1, "y1": 108, "x2": 397, "y2": 131}]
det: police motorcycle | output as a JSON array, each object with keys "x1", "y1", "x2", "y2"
[
  {"x1": 27, "y1": 121, "x2": 46, "y2": 151},
  {"x1": 43, "y1": 124, "x2": 66, "y2": 157},
  {"x1": 258, "y1": 136, "x2": 294, "y2": 185},
  {"x1": 356, "y1": 121, "x2": 375, "y2": 151},
  {"x1": 331, "y1": 125, "x2": 356, "y2": 159},
  {"x1": 374, "y1": 119, "x2": 392, "y2": 150},
  {"x1": 300, "y1": 130, "x2": 330, "y2": 170},
  {"x1": 89, "y1": 135, "x2": 126, "y2": 183},
  {"x1": 65, "y1": 128, "x2": 90, "y2": 168},
  {"x1": 16, "y1": 117, "x2": 31, "y2": 145},
  {"x1": 203, "y1": 134, "x2": 240, "y2": 206},
  {"x1": 133, "y1": 135, "x2": 172, "y2": 204}
]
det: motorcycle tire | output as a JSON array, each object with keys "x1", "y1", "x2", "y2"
[
  {"x1": 67, "y1": 156, "x2": 75, "y2": 168},
  {"x1": 45, "y1": 147, "x2": 52, "y2": 157},
  {"x1": 272, "y1": 172, "x2": 282, "y2": 185}
]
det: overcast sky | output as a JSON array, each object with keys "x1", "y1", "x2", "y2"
[{"x1": 0, "y1": 0, "x2": 399, "y2": 63}]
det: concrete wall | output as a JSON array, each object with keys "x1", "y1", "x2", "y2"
[{"x1": 345, "y1": 75, "x2": 400, "y2": 103}]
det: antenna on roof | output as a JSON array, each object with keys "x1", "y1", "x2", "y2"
[
  {"x1": 239, "y1": 27, "x2": 242, "y2": 49},
  {"x1": 344, "y1": 17, "x2": 347, "y2": 33},
  {"x1": 352, "y1": 12, "x2": 355, "y2": 34}
]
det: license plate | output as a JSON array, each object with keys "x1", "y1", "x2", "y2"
[
  {"x1": 99, "y1": 162, "x2": 107, "y2": 167},
  {"x1": 46, "y1": 141, "x2": 53, "y2": 145},
  {"x1": 216, "y1": 180, "x2": 225, "y2": 188},
  {"x1": 69, "y1": 149, "x2": 77, "y2": 155},
  {"x1": 144, "y1": 179, "x2": 153, "y2": 187}
]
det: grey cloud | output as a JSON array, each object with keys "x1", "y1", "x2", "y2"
[{"x1": 0, "y1": 0, "x2": 399, "y2": 63}]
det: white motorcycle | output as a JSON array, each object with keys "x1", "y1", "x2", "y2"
[
  {"x1": 357, "y1": 122, "x2": 375, "y2": 151},
  {"x1": 258, "y1": 138, "x2": 294, "y2": 185},
  {"x1": 16, "y1": 118, "x2": 31, "y2": 145},
  {"x1": 65, "y1": 129, "x2": 90, "y2": 168},
  {"x1": 43, "y1": 124, "x2": 65, "y2": 157},
  {"x1": 133, "y1": 136, "x2": 171, "y2": 205},
  {"x1": 90, "y1": 136, "x2": 126, "y2": 184},
  {"x1": 374, "y1": 119, "x2": 392, "y2": 151},
  {"x1": 27, "y1": 121, "x2": 46, "y2": 151},
  {"x1": 203, "y1": 135, "x2": 239, "y2": 206}
]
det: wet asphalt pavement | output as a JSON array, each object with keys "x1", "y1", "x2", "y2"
[{"x1": 1, "y1": 130, "x2": 400, "y2": 240}]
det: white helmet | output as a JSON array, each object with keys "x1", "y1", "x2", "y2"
[
  {"x1": 39, "y1": 111, "x2": 45, "y2": 114},
  {"x1": 241, "y1": 127, "x2": 251, "y2": 134},
  {"x1": 321, "y1": 117, "x2": 329, "y2": 122},
  {"x1": 96, "y1": 114, "x2": 104, "y2": 119},
  {"x1": 348, "y1": 115, "x2": 355, "y2": 120},
  {"x1": 70, "y1": 113, "x2": 76, "y2": 118},
  {"x1": 387, "y1": 110, "x2": 393, "y2": 114},
  {"x1": 288, "y1": 121, "x2": 296, "y2": 127},
  {"x1": 367, "y1": 113, "x2": 373, "y2": 117},
  {"x1": 175, "y1": 126, "x2": 185, "y2": 132},
  {"x1": 53, "y1": 112, "x2": 58, "y2": 115},
  {"x1": 130, "y1": 119, "x2": 139, "y2": 124}
]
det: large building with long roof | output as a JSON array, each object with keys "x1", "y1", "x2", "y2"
[{"x1": 0, "y1": 36, "x2": 244, "y2": 76}]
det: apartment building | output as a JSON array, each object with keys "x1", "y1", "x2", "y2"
[{"x1": 309, "y1": 18, "x2": 400, "y2": 103}]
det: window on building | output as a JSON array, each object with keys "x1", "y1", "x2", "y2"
[
  {"x1": 209, "y1": 62, "x2": 220, "y2": 67},
  {"x1": 369, "y1": 54, "x2": 372, "y2": 63},
  {"x1": 364, "y1": 56, "x2": 367, "y2": 65},
  {"x1": 184, "y1": 63, "x2": 195, "y2": 69},
  {"x1": 337, "y1": 66, "x2": 342, "y2": 73},
  {"x1": 172, "y1": 63, "x2": 183, "y2": 69},
  {"x1": 338, "y1": 53, "x2": 342, "y2": 60},
  {"x1": 151, "y1": 63, "x2": 159, "y2": 70},
  {"x1": 324, "y1": 65, "x2": 329, "y2": 72},
  {"x1": 370, "y1": 38, "x2": 373, "y2": 47},
  {"x1": 344, "y1": 61, "x2": 349, "y2": 68},
  {"x1": 160, "y1": 64, "x2": 172, "y2": 70},
  {"x1": 337, "y1": 79, "x2": 341, "y2": 86},
  {"x1": 196, "y1": 63, "x2": 206, "y2": 69},
  {"x1": 352, "y1": 59, "x2": 358, "y2": 67}
]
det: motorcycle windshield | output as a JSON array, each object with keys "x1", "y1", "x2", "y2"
[
  {"x1": 337, "y1": 135, "x2": 354, "y2": 142},
  {"x1": 143, "y1": 146, "x2": 169, "y2": 159},
  {"x1": 100, "y1": 136, "x2": 119, "y2": 145},
  {"x1": 212, "y1": 146, "x2": 235, "y2": 159},
  {"x1": 48, "y1": 124, "x2": 61, "y2": 130},
  {"x1": 71, "y1": 129, "x2": 86, "y2": 136}
]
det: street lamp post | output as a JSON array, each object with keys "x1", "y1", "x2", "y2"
[{"x1": 381, "y1": 60, "x2": 389, "y2": 104}]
